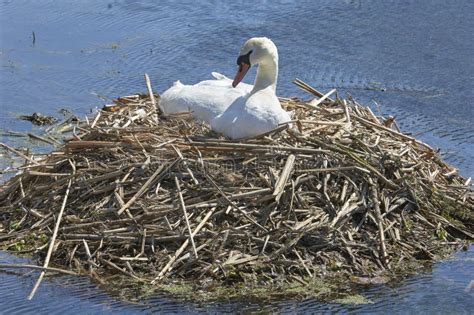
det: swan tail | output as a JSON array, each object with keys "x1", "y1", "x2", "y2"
[
  {"x1": 172, "y1": 80, "x2": 184, "y2": 87},
  {"x1": 211, "y1": 72, "x2": 231, "y2": 81}
]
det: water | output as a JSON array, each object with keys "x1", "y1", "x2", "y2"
[
  {"x1": 1, "y1": 0, "x2": 473, "y2": 312},
  {"x1": 1, "y1": 249, "x2": 473, "y2": 314}
]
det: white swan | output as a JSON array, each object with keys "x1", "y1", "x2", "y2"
[
  {"x1": 159, "y1": 37, "x2": 291, "y2": 139},
  {"x1": 159, "y1": 72, "x2": 252, "y2": 124},
  {"x1": 211, "y1": 37, "x2": 291, "y2": 139}
]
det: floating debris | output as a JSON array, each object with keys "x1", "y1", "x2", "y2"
[
  {"x1": 0, "y1": 76, "x2": 472, "y2": 300},
  {"x1": 19, "y1": 112, "x2": 58, "y2": 126}
]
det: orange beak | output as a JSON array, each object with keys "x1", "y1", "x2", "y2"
[{"x1": 232, "y1": 63, "x2": 250, "y2": 88}]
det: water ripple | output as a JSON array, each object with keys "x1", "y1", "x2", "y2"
[{"x1": 1, "y1": 0, "x2": 474, "y2": 312}]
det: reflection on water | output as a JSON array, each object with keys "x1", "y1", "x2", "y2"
[
  {"x1": 1, "y1": 0, "x2": 473, "y2": 312},
  {"x1": 1, "y1": 248, "x2": 473, "y2": 313}
]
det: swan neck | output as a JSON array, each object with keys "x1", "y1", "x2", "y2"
[{"x1": 252, "y1": 57, "x2": 278, "y2": 92}]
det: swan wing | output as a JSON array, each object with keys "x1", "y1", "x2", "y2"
[
  {"x1": 211, "y1": 90, "x2": 290, "y2": 139},
  {"x1": 160, "y1": 82, "x2": 248, "y2": 124},
  {"x1": 195, "y1": 72, "x2": 253, "y2": 94}
]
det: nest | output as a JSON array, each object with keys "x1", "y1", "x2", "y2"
[{"x1": 1, "y1": 77, "x2": 473, "y2": 299}]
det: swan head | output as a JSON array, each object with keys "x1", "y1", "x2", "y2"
[{"x1": 232, "y1": 37, "x2": 278, "y2": 88}]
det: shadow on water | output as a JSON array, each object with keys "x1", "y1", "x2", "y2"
[{"x1": 1, "y1": 0, "x2": 473, "y2": 312}]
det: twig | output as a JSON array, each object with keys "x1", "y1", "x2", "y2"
[
  {"x1": 273, "y1": 154, "x2": 295, "y2": 202},
  {"x1": 90, "y1": 110, "x2": 101, "y2": 128},
  {"x1": 0, "y1": 264, "x2": 77, "y2": 276},
  {"x1": 293, "y1": 249, "x2": 312, "y2": 277},
  {"x1": 293, "y1": 78, "x2": 334, "y2": 102},
  {"x1": 99, "y1": 257, "x2": 147, "y2": 282},
  {"x1": 188, "y1": 141, "x2": 329, "y2": 155},
  {"x1": 353, "y1": 115, "x2": 432, "y2": 150},
  {"x1": 118, "y1": 160, "x2": 177, "y2": 215},
  {"x1": 370, "y1": 181, "x2": 389, "y2": 267},
  {"x1": 174, "y1": 176, "x2": 198, "y2": 258},
  {"x1": 28, "y1": 178, "x2": 72, "y2": 300},
  {"x1": 144, "y1": 73, "x2": 157, "y2": 109},
  {"x1": 295, "y1": 166, "x2": 370, "y2": 174},
  {"x1": 152, "y1": 207, "x2": 216, "y2": 283},
  {"x1": 342, "y1": 99, "x2": 352, "y2": 126},
  {"x1": 307, "y1": 89, "x2": 337, "y2": 108},
  {"x1": 0, "y1": 142, "x2": 40, "y2": 165},
  {"x1": 27, "y1": 133, "x2": 55, "y2": 145},
  {"x1": 205, "y1": 174, "x2": 268, "y2": 232},
  {"x1": 171, "y1": 144, "x2": 198, "y2": 185}
]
